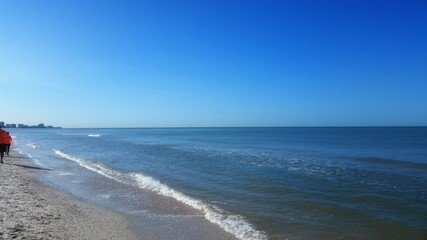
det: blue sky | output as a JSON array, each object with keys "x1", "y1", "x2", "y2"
[{"x1": 1, "y1": 0, "x2": 426, "y2": 127}]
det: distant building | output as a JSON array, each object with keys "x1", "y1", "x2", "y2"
[{"x1": 0, "y1": 121, "x2": 59, "y2": 129}]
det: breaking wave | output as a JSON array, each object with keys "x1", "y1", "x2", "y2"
[
  {"x1": 53, "y1": 149, "x2": 268, "y2": 240},
  {"x1": 88, "y1": 134, "x2": 101, "y2": 137}
]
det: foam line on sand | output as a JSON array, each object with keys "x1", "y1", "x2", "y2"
[{"x1": 0, "y1": 150, "x2": 138, "y2": 239}]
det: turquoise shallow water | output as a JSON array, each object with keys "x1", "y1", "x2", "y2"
[{"x1": 10, "y1": 127, "x2": 427, "y2": 239}]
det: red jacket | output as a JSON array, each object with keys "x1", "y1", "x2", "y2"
[{"x1": 0, "y1": 130, "x2": 10, "y2": 144}]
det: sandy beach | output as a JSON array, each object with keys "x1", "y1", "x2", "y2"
[{"x1": 0, "y1": 151, "x2": 139, "y2": 239}]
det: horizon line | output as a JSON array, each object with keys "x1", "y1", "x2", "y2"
[{"x1": 9, "y1": 125, "x2": 427, "y2": 129}]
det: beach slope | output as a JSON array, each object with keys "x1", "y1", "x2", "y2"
[{"x1": 0, "y1": 151, "x2": 138, "y2": 239}]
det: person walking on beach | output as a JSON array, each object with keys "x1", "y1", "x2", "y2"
[
  {"x1": 6, "y1": 132, "x2": 12, "y2": 156},
  {"x1": 0, "y1": 128, "x2": 8, "y2": 163}
]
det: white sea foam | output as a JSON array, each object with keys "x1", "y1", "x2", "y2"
[
  {"x1": 15, "y1": 148, "x2": 44, "y2": 167},
  {"x1": 11, "y1": 135, "x2": 18, "y2": 139},
  {"x1": 97, "y1": 194, "x2": 111, "y2": 199},
  {"x1": 88, "y1": 134, "x2": 101, "y2": 137},
  {"x1": 26, "y1": 142, "x2": 38, "y2": 149},
  {"x1": 54, "y1": 150, "x2": 125, "y2": 183},
  {"x1": 130, "y1": 173, "x2": 268, "y2": 240},
  {"x1": 16, "y1": 148, "x2": 28, "y2": 158},
  {"x1": 58, "y1": 171, "x2": 75, "y2": 176},
  {"x1": 53, "y1": 149, "x2": 268, "y2": 240},
  {"x1": 71, "y1": 180, "x2": 83, "y2": 184},
  {"x1": 33, "y1": 159, "x2": 42, "y2": 166}
]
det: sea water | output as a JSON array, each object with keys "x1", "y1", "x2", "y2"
[{"x1": 9, "y1": 127, "x2": 427, "y2": 240}]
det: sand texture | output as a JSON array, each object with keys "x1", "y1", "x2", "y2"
[{"x1": 0, "y1": 151, "x2": 139, "y2": 239}]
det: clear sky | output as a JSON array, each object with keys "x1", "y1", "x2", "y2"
[{"x1": 1, "y1": 0, "x2": 426, "y2": 128}]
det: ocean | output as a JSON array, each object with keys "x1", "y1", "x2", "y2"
[{"x1": 9, "y1": 127, "x2": 427, "y2": 240}]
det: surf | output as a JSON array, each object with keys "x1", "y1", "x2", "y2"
[
  {"x1": 53, "y1": 149, "x2": 268, "y2": 240},
  {"x1": 88, "y1": 134, "x2": 101, "y2": 137}
]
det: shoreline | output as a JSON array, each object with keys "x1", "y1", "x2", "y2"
[{"x1": 0, "y1": 150, "x2": 139, "y2": 239}]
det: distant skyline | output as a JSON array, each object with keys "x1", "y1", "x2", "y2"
[
  {"x1": 0, "y1": 120, "x2": 58, "y2": 128},
  {"x1": 1, "y1": 0, "x2": 426, "y2": 128}
]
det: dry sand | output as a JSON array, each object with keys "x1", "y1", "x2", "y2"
[{"x1": 0, "y1": 151, "x2": 139, "y2": 239}]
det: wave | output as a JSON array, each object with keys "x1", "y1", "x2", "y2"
[
  {"x1": 15, "y1": 148, "x2": 44, "y2": 167},
  {"x1": 88, "y1": 134, "x2": 101, "y2": 137},
  {"x1": 53, "y1": 150, "x2": 268, "y2": 240},
  {"x1": 71, "y1": 180, "x2": 83, "y2": 184},
  {"x1": 357, "y1": 157, "x2": 427, "y2": 169},
  {"x1": 97, "y1": 194, "x2": 111, "y2": 199},
  {"x1": 27, "y1": 143, "x2": 38, "y2": 149},
  {"x1": 54, "y1": 150, "x2": 125, "y2": 183},
  {"x1": 57, "y1": 171, "x2": 75, "y2": 176},
  {"x1": 32, "y1": 159, "x2": 42, "y2": 166}
]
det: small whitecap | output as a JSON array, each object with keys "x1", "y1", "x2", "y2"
[
  {"x1": 97, "y1": 194, "x2": 111, "y2": 199},
  {"x1": 26, "y1": 143, "x2": 38, "y2": 149},
  {"x1": 71, "y1": 180, "x2": 83, "y2": 184},
  {"x1": 88, "y1": 134, "x2": 101, "y2": 137}
]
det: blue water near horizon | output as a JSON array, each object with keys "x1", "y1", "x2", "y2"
[{"x1": 9, "y1": 127, "x2": 427, "y2": 240}]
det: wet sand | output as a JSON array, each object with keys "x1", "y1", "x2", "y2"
[{"x1": 0, "y1": 151, "x2": 139, "y2": 239}]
